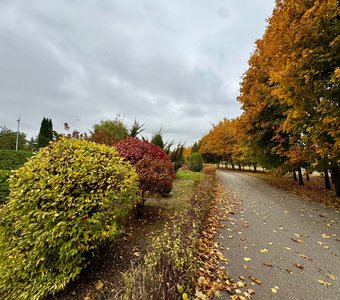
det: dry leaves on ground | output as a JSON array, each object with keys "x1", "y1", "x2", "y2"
[{"x1": 194, "y1": 184, "x2": 245, "y2": 299}]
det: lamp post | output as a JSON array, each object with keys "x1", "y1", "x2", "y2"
[{"x1": 15, "y1": 114, "x2": 20, "y2": 151}]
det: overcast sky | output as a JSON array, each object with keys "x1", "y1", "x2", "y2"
[{"x1": 0, "y1": 0, "x2": 275, "y2": 146}]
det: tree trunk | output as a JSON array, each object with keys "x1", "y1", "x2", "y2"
[
  {"x1": 238, "y1": 164, "x2": 242, "y2": 170},
  {"x1": 253, "y1": 163, "x2": 257, "y2": 172},
  {"x1": 242, "y1": 165, "x2": 245, "y2": 170},
  {"x1": 298, "y1": 168, "x2": 304, "y2": 185},
  {"x1": 330, "y1": 166, "x2": 340, "y2": 197},
  {"x1": 293, "y1": 170, "x2": 297, "y2": 181},
  {"x1": 305, "y1": 168, "x2": 310, "y2": 181},
  {"x1": 324, "y1": 169, "x2": 331, "y2": 190},
  {"x1": 135, "y1": 198, "x2": 145, "y2": 219},
  {"x1": 231, "y1": 160, "x2": 235, "y2": 170},
  {"x1": 330, "y1": 169, "x2": 335, "y2": 184}
]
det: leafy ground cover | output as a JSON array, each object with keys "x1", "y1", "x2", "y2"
[
  {"x1": 52, "y1": 168, "x2": 216, "y2": 300},
  {"x1": 247, "y1": 172, "x2": 340, "y2": 209}
]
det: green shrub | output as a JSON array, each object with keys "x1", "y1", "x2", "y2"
[
  {"x1": 0, "y1": 150, "x2": 33, "y2": 170},
  {"x1": 188, "y1": 153, "x2": 203, "y2": 172},
  {"x1": 0, "y1": 137, "x2": 140, "y2": 300},
  {"x1": 0, "y1": 170, "x2": 10, "y2": 204}
]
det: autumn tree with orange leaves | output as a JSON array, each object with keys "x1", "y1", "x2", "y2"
[
  {"x1": 237, "y1": 0, "x2": 340, "y2": 195},
  {"x1": 199, "y1": 119, "x2": 245, "y2": 169}
]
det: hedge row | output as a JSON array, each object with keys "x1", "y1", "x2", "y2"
[
  {"x1": 0, "y1": 150, "x2": 33, "y2": 170},
  {"x1": 0, "y1": 170, "x2": 10, "y2": 204}
]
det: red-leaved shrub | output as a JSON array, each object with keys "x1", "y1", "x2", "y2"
[{"x1": 115, "y1": 138, "x2": 175, "y2": 200}]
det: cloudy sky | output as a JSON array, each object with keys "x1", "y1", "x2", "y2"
[{"x1": 0, "y1": 0, "x2": 275, "y2": 146}]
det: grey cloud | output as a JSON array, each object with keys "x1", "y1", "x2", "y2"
[{"x1": 0, "y1": 0, "x2": 275, "y2": 145}]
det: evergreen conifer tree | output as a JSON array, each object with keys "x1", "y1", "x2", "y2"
[{"x1": 37, "y1": 118, "x2": 53, "y2": 148}]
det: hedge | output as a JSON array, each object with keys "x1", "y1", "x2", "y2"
[
  {"x1": 0, "y1": 170, "x2": 10, "y2": 204},
  {"x1": 0, "y1": 138, "x2": 140, "y2": 300},
  {"x1": 0, "y1": 150, "x2": 33, "y2": 170}
]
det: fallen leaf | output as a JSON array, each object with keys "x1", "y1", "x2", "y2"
[
  {"x1": 263, "y1": 262, "x2": 273, "y2": 267},
  {"x1": 300, "y1": 254, "x2": 312, "y2": 261},
  {"x1": 317, "y1": 280, "x2": 332, "y2": 287},
  {"x1": 95, "y1": 280, "x2": 104, "y2": 290},
  {"x1": 285, "y1": 247, "x2": 291, "y2": 250},
  {"x1": 327, "y1": 274, "x2": 336, "y2": 281},
  {"x1": 237, "y1": 281, "x2": 246, "y2": 288},
  {"x1": 231, "y1": 295, "x2": 246, "y2": 300},
  {"x1": 294, "y1": 263, "x2": 304, "y2": 270},
  {"x1": 260, "y1": 248, "x2": 269, "y2": 253},
  {"x1": 249, "y1": 276, "x2": 262, "y2": 285},
  {"x1": 291, "y1": 238, "x2": 304, "y2": 243},
  {"x1": 271, "y1": 286, "x2": 279, "y2": 293},
  {"x1": 247, "y1": 288, "x2": 255, "y2": 295},
  {"x1": 286, "y1": 269, "x2": 292, "y2": 274},
  {"x1": 177, "y1": 284, "x2": 185, "y2": 294},
  {"x1": 244, "y1": 257, "x2": 251, "y2": 262},
  {"x1": 195, "y1": 289, "x2": 208, "y2": 299},
  {"x1": 243, "y1": 224, "x2": 249, "y2": 228},
  {"x1": 322, "y1": 234, "x2": 330, "y2": 239}
]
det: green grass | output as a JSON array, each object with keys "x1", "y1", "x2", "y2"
[{"x1": 176, "y1": 169, "x2": 204, "y2": 181}]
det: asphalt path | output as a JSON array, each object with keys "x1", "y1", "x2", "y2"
[{"x1": 217, "y1": 170, "x2": 340, "y2": 300}]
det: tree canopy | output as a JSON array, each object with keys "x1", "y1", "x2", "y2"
[
  {"x1": 200, "y1": 0, "x2": 340, "y2": 195},
  {"x1": 37, "y1": 118, "x2": 53, "y2": 149},
  {"x1": 90, "y1": 117, "x2": 129, "y2": 146}
]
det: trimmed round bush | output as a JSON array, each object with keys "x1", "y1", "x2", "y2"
[
  {"x1": 0, "y1": 138, "x2": 140, "y2": 300},
  {"x1": 115, "y1": 138, "x2": 175, "y2": 199},
  {"x1": 189, "y1": 153, "x2": 204, "y2": 172}
]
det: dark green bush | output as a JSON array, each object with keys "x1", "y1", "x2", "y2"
[
  {"x1": 0, "y1": 150, "x2": 33, "y2": 170},
  {"x1": 188, "y1": 153, "x2": 204, "y2": 172},
  {"x1": 0, "y1": 138, "x2": 140, "y2": 300},
  {"x1": 0, "y1": 170, "x2": 10, "y2": 204}
]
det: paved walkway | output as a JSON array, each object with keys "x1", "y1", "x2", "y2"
[{"x1": 217, "y1": 170, "x2": 340, "y2": 300}]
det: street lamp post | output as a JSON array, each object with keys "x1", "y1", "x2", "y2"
[{"x1": 15, "y1": 114, "x2": 20, "y2": 151}]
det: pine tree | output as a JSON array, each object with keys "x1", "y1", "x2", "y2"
[
  {"x1": 37, "y1": 118, "x2": 53, "y2": 148},
  {"x1": 151, "y1": 129, "x2": 165, "y2": 149}
]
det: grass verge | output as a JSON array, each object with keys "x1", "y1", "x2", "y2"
[
  {"x1": 112, "y1": 168, "x2": 216, "y2": 299},
  {"x1": 52, "y1": 168, "x2": 217, "y2": 300}
]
